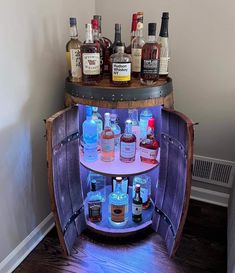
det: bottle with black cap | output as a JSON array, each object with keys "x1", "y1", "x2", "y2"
[{"x1": 140, "y1": 22, "x2": 161, "y2": 85}]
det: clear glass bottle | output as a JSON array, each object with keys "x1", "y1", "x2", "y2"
[
  {"x1": 81, "y1": 23, "x2": 100, "y2": 85},
  {"x1": 128, "y1": 109, "x2": 140, "y2": 148},
  {"x1": 87, "y1": 179, "x2": 102, "y2": 222},
  {"x1": 87, "y1": 171, "x2": 106, "y2": 202},
  {"x1": 139, "y1": 108, "x2": 153, "y2": 140},
  {"x1": 100, "y1": 113, "x2": 115, "y2": 162},
  {"x1": 110, "y1": 113, "x2": 121, "y2": 150},
  {"x1": 112, "y1": 176, "x2": 129, "y2": 194},
  {"x1": 140, "y1": 118, "x2": 159, "y2": 164},
  {"x1": 132, "y1": 184, "x2": 143, "y2": 222},
  {"x1": 131, "y1": 12, "x2": 145, "y2": 78},
  {"x1": 91, "y1": 106, "x2": 103, "y2": 146},
  {"x1": 126, "y1": 13, "x2": 137, "y2": 54},
  {"x1": 109, "y1": 177, "x2": 128, "y2": 227},
  {"x1": 82, "y1": 106, "x2": 98, "y2": 162},
  {"x1": 66, "y1": 17, "x2": 82, "y2": 82},
  {"x1": 132, "y1": 174, "x2": 151, "y2": 209},
  {"x1": 157, "y1": 12, "x2": 170, "y2": 79},
  {"x1": 140, "y1": 23, "x2": 161, "y2": 85},
  {"x1": 110, "y1": 42, "x2": 132, "y2": 87},
  {"x1": 120, "y1": 120, "x2": 136, "y2": 163}
]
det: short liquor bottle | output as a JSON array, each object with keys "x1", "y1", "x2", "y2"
[
  {"x1": 110, "y1": 42, "x2": 132, "y2": 87},
  {"x1": 120, "y1": 120, "x2": 136, "y2": 163},
  {"x1": 132, "y1": 184, "x2": 143, "y2": 223},
  {"x1": 100, "y1": 113, "x2": 115, "y2": 162},
  {"x1": 82, "y1": 106, "x2": 98, "y2": 162},
  {"x1": 110, "y1": 24, "x2": 124, "y2": 54},
  {"x1": 110, "y1": 113, "x2": 121, "y2": 150},
  {"x1": 109, "y1": 177, "x2": 128, "y2": 227},
  {"x1": 157, "y1": 12, "x2": 170, "y2": 79},
  {"x1": 128, "y1": 109, "x2": 140, "y2": 148},
  {"x1": 93, "y1": 15, "x2": 112, "y2": 74},
  {"x1": 140, "y1": 23, "x2": 161, "y2": 85},
  {"x1": 66, "y1": 17, "x2": 82, "y2": 82},
  {"x1": 81, "y1": 23, "x2": 100, "y2": 85},
  {"x1": 131, "y1": 12, "x2": 145, "y2": 78},
  {"x1": 87, "y1": 179, "x2": 102, "y2": 222},
  {"x1": 133, "y1": 174, "x2": 151, "y2": 209},
  {"x1": 91, "y1": 106, "x2": 103, "y2": 146},
  {"x1": 139, "y1": 108, "x2": 153, "y2": 140},
  {"x1": 140, "y1": 118, "x2": 159, "y2": 164},
  {"x1": 126, "y1": 13, "x2": 137, "y2": 54}
]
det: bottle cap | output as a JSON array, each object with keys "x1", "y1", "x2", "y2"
[
  {"x1": 116, "y1": 177, "x2": 123, "y2": 183},
  {"x1": 137, "y1": 12, "x2": 144, "y2": 23},
  {"x1": 135, "y1": 183, "x2": 141, "y2": 191},
  {"x1": 162, "y1": 12, "x2": 169, "y2": 19},
  {"x1": 104, "y1": 112, "x2": 110, "y2": 119},
  {"x1": 148, "y1": 118, "x2": 155, "y2": 128},
  {"x1": 92, "y1": 106, "x2": 98, "y2": 112},
  {"x1": 125, "y1": 119, "x2": 132, "y2": 125},
  {"x1": 91, "y1": 19, "x2": 99, "y2": 30},
  {"x1": 70, "y1": 17, "x2": 77, "y2": 27},
  {"x1": 86, "y1": 106, "x2": 92, "y2": 117},
  {"x1": 148, "y1": 23, "x2": 157, "y2": 36}
]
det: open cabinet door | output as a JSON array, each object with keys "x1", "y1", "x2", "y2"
[
  {"x1": 152, "y1": 108, "x2": 194, "y2": 257},
  {"x1": 46, "y1": 106, "x2": 85, "y2": 255}
]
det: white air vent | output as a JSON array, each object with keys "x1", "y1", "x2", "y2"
[{"x1": 192, "y1": 155, "x2": 235, "y2": 188}]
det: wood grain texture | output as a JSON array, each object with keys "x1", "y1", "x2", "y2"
[{"x1": 13, "y1": 200, "x2": 227, "y2": 273}]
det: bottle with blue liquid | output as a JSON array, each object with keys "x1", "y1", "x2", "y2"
[
  {"x1": 83, "y1": 106, "x2": 98, "y2": 162},
  {"x1": 139, "y1": 108, "x2": 153, "y2": 140}
]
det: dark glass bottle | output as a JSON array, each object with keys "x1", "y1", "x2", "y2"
[
  {"x1": 81, "y1": 23, "x2": 101, "y2": 84},
  {"x1": 132, "y1": 184, "x2": 143, "y2": 223},
  {"x1": 126, "y1": 13, "x2": 137, "y2": 54},
  {"x1": 140, "y1": 23, "x2": 161, "y2": 85},
  {"x1": 110, "y1": 24, "x2": 125, "y2": 54},
  {"x1": 87, "y1": 180, "x2": 102, "y2": 222}
]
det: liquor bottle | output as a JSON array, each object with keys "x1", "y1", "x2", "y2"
[
  {"x1": 87, "y1": 171, "x2": 106, "y2": 202},
  {"x1": 110, "y1": 113, "x2": 121, "y2": 150},
  {"x1": 157, "y1": 12, "x2": 170, "y2": 79},
  {"x1": 91, "y1": 19, "x2": 104, "y2": 76},
  {"x1": 120, "y1": 120, "x2": 136, "y2": 163},
  {"x1": 81, "y1": 23, "x2": 100, "y2": 84},
  {"x1": 131, "y1": 12, "x2": 145, "y2": 78},
  {"x1": 133, "y1": 174, "x2": 151, "y2": 209},
  {"x1": 87, "y1": 179, "x2": 102, "y2": 222},
  {"x1": 128, "y1": 109, "x2": 140, "y2": 148},
  {"x1": 139, "y1": 108, "x2": 153, "y2": 140},
  {"x1": 109, "y1": 177, "x2": 128, "y2": 227},
  {"x1": 66, "y1": 17, "x2": 82, "y2": 82},
  {"x1": 126, "y1": 13, "x2": 137, "y2": 54},
  {"x1": 82, "y1": 106, "x2": 98, "y2": 162},
  {"x1": 110, "y1": 42, "x2": 132, "y2": 87},
  {"x1": 140, "y1": 23, "x2": 161, "y2": 85},
  {"x1": 110, "y1": 24, "x2": 124, "y2": 54},
  {"x1": 91, "y1": 106, "x2": 103, "y2": 146},
  {"x1": 140, "y1": 118, "x2": 159, "y2": 164},
  {"x1": 112, "y1": 176, "x2": 129, "y2": 194},
  {"x1": 100, "y1": 113, "x2": 115, "y2": 162},
  {"x1": 132, "y1": 184, "x2": 143, "y2": 223},
  {"x1": 93, "y1": 15, "x2": 112, "y2": 74}
]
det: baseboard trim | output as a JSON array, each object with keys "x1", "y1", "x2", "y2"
[
  {"x1": 0, "y1": 213, "x2": 55, "y2": 273},
  {"x1": 191, "y1": 186, "x2": 229, "y2": 207}
]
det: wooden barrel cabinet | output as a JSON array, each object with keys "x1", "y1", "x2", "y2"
[{"x1": 46, "y1": 77, "x2": 194, "y2": 257}]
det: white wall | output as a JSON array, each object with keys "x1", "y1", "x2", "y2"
[
  {"x1": 96, "y1": 0, "x2": 235, "y2": 161},
  {"x1": 0, "y1": 0, "x2": 95, "y2": 263}
]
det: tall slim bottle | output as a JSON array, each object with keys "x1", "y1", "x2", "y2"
[
  {"x1": 66, "y1": 18, "x2": 82, "y2": 82},
  {"x1": 157, "y1": 12, "x2": 170, "y2": 79}
]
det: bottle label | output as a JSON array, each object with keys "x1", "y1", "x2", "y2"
[
  {"x1": 140, "y1": 147, "x2": 158, "y2": 160},
  {"x1": 132, "y1": 48, "x2": 142, "y2": 72},
  {"x1": 70, "y1": 49, "x2": 81, "y2": 78},
  {"x1": 159, "y1": 57, "x2": 170, "y2": 75},
  {"x1": 111, "y1": 204, "x2": 125, "y2": 222},
  {"x1": 101, "y1": 138, "x2": 114, "y2": 152},
  {"x1": 112, "y1": 63, "x2": 131, "y2": 81},
  {"x1": 120, "y1": 142, "x2": 136, "y2": 158},
  {"x1": 132, "y1": 203, "x2": 142, "y2": 216},
  {"x1": 82, "y1": 53, "x2": 100, "y2": 75},
  {"x1": 141, "y1": 59, "x2": 160, "y2": 75},
  {"x1": 88, "y1": 201, "x2": 102, "y2": 218}
]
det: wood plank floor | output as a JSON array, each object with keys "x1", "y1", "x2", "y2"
[{"x1": 14, "y1": 200, "x2": 227, "y2": 273}]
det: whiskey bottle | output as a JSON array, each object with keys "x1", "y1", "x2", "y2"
[
  {"x1": 110, "y1": 42, "x2": 132, "y2": 87},
  {"x1": 126, "y1": 13, "x2": 137, "y2": 54},
  {"x1": 93, "y1": 15, "x2": 112, "y2": 74},
  {"x1": 100, "y1": 113, "x2": 115, "y2": 162},
  {"x1": 109, "y1": 177, "x2": 128, "y2": 227},
  {"x1": 140, "y1": 23, "x2": 161, "y2": 85},
  {"x1": 87, "y1": 179, "x2": 102, "y2": 222},
  {"x1": 132, "y1": 184, "x2": 143, "y2": 223},
  {"x1": 133, "y1": 174, "x2": 151, "y2": 209},
  {"x1": 140, "y1": 118, "x2": 159, "y2": 164},
  {"x1": 81, "y1": 23, "x2": 100, "y2": 84},
  {"x1": 120, "y1": 120, "x2": 136, "y2": 163},
  {"x1": 131, "y1": 12, "x2": 145, "y2": 78},
  {"x1": 128, "y1": 109, "x2": 140, "y2": 148},
  {"x1": 110, "y1": 24, "x2": 124, "y2": 54},
  {"x1": 66, "y1": 17, "x2": 82, "y2": 82},
  {"x1": 157, "y1": 12, "x2": 170, "y2": 79}
]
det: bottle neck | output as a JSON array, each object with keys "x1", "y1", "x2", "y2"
[
  {"x1": 147, "y1": 126, "x2": 154, "y2": 136},
  {"x1": 114, "y1": 31, "x2": 122, "y2": 44},
  {"x1": 148, "y1": 35, "x2": 156, "y2": 43},
  {"x1": 92, "y1": 28, "x2": 99, "y2": 41},
  {"x1": 115, "y1": 182, "x2": 122, "y2": 193},
  {"x1": 70, "y1": 25, "x2": 78, "y2": 38},
  {"x1": 125, "y1": 122, "x2": 132, "y2": 134},
  {"x1": 134, "y1": 190, "x2": 141, "y2": 199},
  {"x1": 159, "y1": 18, "x2": 169, "y2": 37},
  {"x1": 85, "y1": 28, "x2": 93, "y2": 43},
  {"x1": 104, "y1": 117, "x2": 111, "y2": 128},
  {"x1": 136, "y1": 28, "x2": 143, "y2": 38}
]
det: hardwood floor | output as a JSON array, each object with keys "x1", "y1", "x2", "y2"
[{"x1": 14, "y1": 200, "x2": 227, "y2": 273}]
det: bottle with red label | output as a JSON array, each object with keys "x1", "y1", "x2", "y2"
[{"x1": 140, "y1": 118, "x2": 159, "y2": 164}]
